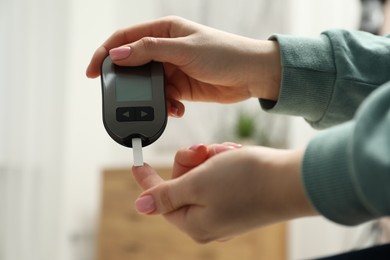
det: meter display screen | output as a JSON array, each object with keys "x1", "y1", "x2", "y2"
[{"x1": 115, "y1": 65, "x2": 152, "y2": 102}]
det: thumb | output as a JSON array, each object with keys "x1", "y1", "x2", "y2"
[
  {"x1": 109, "y1": 37, "x2": 190, "y2": 67},
  {"x1": 135, "y1": 177, "x2": 193, "y2": 215},
  {"x1": 132, "y1": 163, "x2": 164, "y2": 190}
]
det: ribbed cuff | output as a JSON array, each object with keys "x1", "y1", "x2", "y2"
[
  {"x1": 260, "y1": 34, "x2": 336, "y2": 129},
  {"x1": 302, "y1": 122, "x2": 374, "y2": 225}
]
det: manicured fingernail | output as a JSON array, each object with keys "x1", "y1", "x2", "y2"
[
  {"x1": 135, "y1": 195, "x2": 155, "y2": 214},
  {"x1": 223, "y1": 142, "x2": 242, "y2": 148},
  {"x1": 109, "y1": 46, "x2": 131, "y2": 60},
  {"x1": 215, "y1": 145, "x2": 236, "y2": 154}
]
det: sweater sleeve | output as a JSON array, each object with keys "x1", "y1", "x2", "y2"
[
  {"x1": 303, "y1": 83, "x2": 390, "y2": 225},
  {"x1": 261, "y1": 30, "x2": 390, "y2": 129},
  {"x1": 261, "y1": 30, "x2": 390, "y2": 225}
]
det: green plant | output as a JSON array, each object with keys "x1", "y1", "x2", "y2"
[{"x1": 235, "y1": 112, "x2": 256, "y2": 139}]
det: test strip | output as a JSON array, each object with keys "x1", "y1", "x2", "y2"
[{"x1": 132, "y1": 138, "x2": 144, "y2": 166}]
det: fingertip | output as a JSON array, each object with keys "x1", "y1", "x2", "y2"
[
  {"x1": 85, "y1": 62, "x2": 99, "y2": 78},
  {"x1": 85, "y1": 68, "x2": 99, "y2": 79},
  {"x1": 188, "y1": 144, "x2": 208, "y2": 162},
  {"x1": 131, "y1": 163, "x2": 148, "y2": 172},
  {"x1": 86, "y1": 46, "x2": 108, "y2": 79},
  {"x1": 132, "y1": 163, "x2": 164, "y2": 190},
  {"x1": 167, "y1": 99, "x2": 185, "y2": 118},
  {"x1": 132, "y1": 163, "x2": 154, "y2": 176},
  {"x1": 189, "y1": 143, "x2": 207, "y2": 153},
  {"x1": 172, "y1": 144, "x2": 208, "y2": 179}
]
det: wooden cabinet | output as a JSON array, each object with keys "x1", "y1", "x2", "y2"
[{"x1": 97, "y1": 168, "x2": 286, "y2": 260}]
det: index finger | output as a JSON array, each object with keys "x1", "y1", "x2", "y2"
[
  {"x1": 86, "y1": 16, "x2": 192, "y2": 78},
  {"x1": 172, "y1": 144, "x2": 208, "y2": 179}
]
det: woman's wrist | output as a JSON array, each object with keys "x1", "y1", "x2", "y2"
[
  {"x1": 282, "y1": 149, "x2": 318, "y2": 219},
  {"x1": 250, "y1": 148, "x2": 318, "y2": 224},
  {"x1": 248, "y1": 40, "x2": 282, "y2": 101}
]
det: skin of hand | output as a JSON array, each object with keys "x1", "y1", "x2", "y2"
[
  {"x1": 132, "y1": 144, "x2": 318, "y2": 244},
  {"x1": 86, "y1": 16, "x2": 281, "y2": 117}
]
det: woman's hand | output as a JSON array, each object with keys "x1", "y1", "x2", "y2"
[
  {"x1": 86, "y1": 16, "x2": 281, "y2": 117},
  {"x1": 132, "y1": 144, "x2": 317, "y2": 243}
]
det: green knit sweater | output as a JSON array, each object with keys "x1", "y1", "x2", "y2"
[{"x1": 261, "y1": 30, "x2": 390, "y2": 225}]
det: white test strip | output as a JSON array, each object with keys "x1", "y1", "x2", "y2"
[{"x1": 132, "y1": 138, "x2": 144, "y2": 166}]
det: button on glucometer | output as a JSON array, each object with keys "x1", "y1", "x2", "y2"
[
  {"x1": 116, "y1": 107, "x2": 136, "y2": 122},
  {"x1": 136, "y1": 107, "x2": 154, "y2": 121},
  {"x1": 116, "y1": 107, "x2": 154, "y2": 122}
]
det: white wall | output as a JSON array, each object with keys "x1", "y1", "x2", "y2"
[
  {"x1": 287, "y1": 0, "x2": 361, "y2": 34},
  {"x1": 1, "y1": 1, "x2": 68, "y2": 259}
]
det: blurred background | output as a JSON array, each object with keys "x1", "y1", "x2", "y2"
[{"x1": 0, "y1": 0, "x2": 389, "y2": 259}]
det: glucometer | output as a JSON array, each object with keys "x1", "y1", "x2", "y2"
[{"x1": 101, "y1": 56, "x2": 167, "y2": 166}]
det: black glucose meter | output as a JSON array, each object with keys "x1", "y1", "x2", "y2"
[{"x1": 100, "y1": 56, "x2": 167, "y2": 148}]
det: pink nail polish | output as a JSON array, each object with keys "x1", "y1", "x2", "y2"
[
  {"x1": 215, "y1": 145, "x2": 235, "y2": 154},
  {"x1": 135, "y1": 195, "x2": 156, "y2": 214},
  {"x1": 109, "y1": 46, "x2": 131, "y2": 60},
  {"x1": 222, "y1": 142, "x2": 242, "y2": 148}
]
